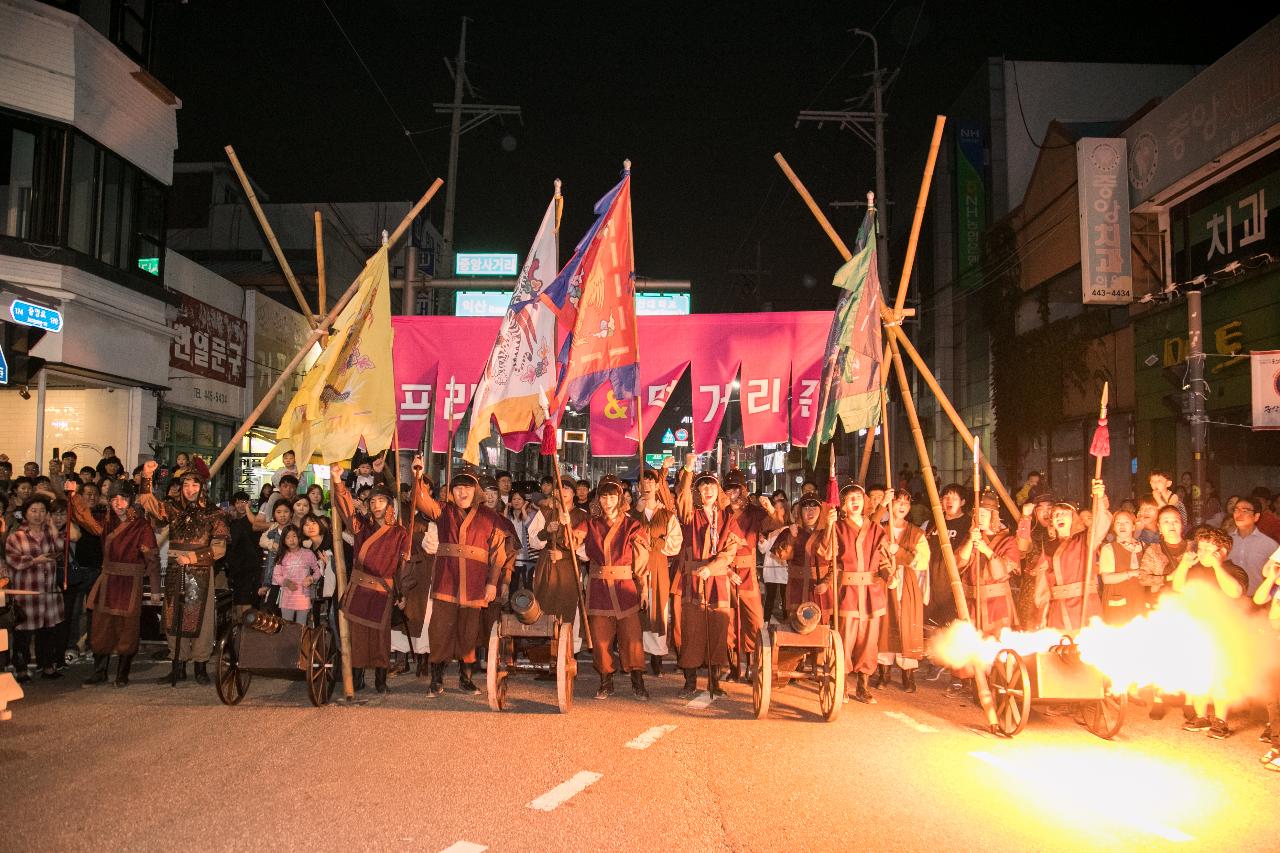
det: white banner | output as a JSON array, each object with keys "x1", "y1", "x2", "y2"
[
  {"x1": 1077, "y1": 138, "x2": 1133, "y2": 305},
  {"x1": 1251, "y1": 350, "x2": 1280, "y2": 431}
]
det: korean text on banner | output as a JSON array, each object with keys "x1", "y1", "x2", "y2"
[{"x1": 1251, "y1": 350, "x2": 1280, "y2": 431}]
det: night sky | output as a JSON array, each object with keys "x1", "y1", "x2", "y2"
[{"x1": 153, "y1": 2, "x2": 1273, "y2": 313}]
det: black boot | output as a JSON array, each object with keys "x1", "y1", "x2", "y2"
[
  {"x1": 595, "y1": 672, "x2": 615, "y2": 700},
  {"x1": 352, "y1": 668, "x2": 366, "y2": 691},
  {"x1": 871, "y1": 664, "x2": 890, "y2": 689},
  {"x1": 374, "y1": 667, "x2": 389, "y2": 694},
  {"x1": 114, "y1": 654, "x2": 135, "y2": 687},
  {"x1": 459, "y1": 662, "x2": 481, "y2": 695},
  {"x1": 649, "y1": 654, "x2": 662, "y2": 677},
  {"x1": 155, "y1": 661, "x2": 186, "y2": 686},
  {"x1": 82, "y1": 653, "x2": 110, "y2": 686},
  {"x1": 631, "y1": 670, "x2": 649, "y2": 701},
  {"x1": 903, "y1": 668, "x2": 917, "y2": 693},
  {"x1": 708, "y1": 666, "x2": 725, "y2": 698},
  {"x1": 193, "y1": 661, "x2": 210, "y2": 686},
  {"x1": 679, "y1": 668, "x2": 700, "y2": 700},
  {"x1": 427, "y1": 662, "x2": 445, "y2": 698},
  {"x1": 853, "y1": 672, "x2": 875, "y2": 704}
]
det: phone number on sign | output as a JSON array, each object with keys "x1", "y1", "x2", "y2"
[{"x1": 192, "y1": 386, "x2": 230, "y2": 406}]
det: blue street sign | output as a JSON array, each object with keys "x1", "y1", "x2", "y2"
[
  {"x1": 9, "y1": 299, "x2": 62, "y2": 333},
  {"x1": 0, "y1": 343, "x2": 7, "y2": 384},
  {"x1": 674, "y1": 428, "x2": 689, "y2": 442},
  {"x1": 662, "y1": 428, "x2": 676, "y2": 444}
]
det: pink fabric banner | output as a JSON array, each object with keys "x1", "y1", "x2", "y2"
[{"x1": 392, "y1": 312, "x2": 831, "y2": 453}]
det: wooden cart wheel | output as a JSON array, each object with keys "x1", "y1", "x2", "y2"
[
  {"x1": 305, "y1": 625, "x2": 337, "y2": 707},
  {"x1": 819, "y1": 629, "x2": 846, "y2": 722},
  {"x1": 214, "y1": 622, "x2": 251, "y2": 706},
  {"x1": 1082, "y1": 688, "x2": 1127, "y2": 740},
  {"x1": 752, "y1": 625, "x2": 772, "y2": 720},
  {"x1": 989, "y1": 648, "x2": 1030, "y2": 737},
  {"x1": 556, "y1": 625, "x2": 576, "y2": 714},
  {"x1": 486, "y1": 622, "x2": 506, "y2": 711}
]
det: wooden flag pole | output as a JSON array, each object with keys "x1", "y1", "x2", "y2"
[
  {"x1": 774, "y1": 147, "x2": 1000, "y2": 732},
  {"x1": 225, "y1": 145, "x2": 317, "y2": 327},
  {"x1": 973, "y1": 432, "x2": 985, "y2": 633},
  {"x1": 330, "y1": 491, "x2": 356, "y2": 699},
  {"x1": 314, "y1": 210, "x2": 327, "y2": 318},
  {"x1": 1080, "y1": 382, "x2": 1109, "y2": 628},
  {"x1": 206, "y1": 178, "x2": 443, "y2": 481}
]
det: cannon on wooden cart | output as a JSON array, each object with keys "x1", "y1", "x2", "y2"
[
  {"x1": 213, "y1": 606, "x2": 339, "y2": 707},
  {"x1": 485, "y1": 589, "x2": 577, "y2": 713},
  {"x1": 987, "y1": 635, "x2": 1126, "y2": 739},
  {"x1": 751, "y1": 601, "x2": 846, "y2": 722}
]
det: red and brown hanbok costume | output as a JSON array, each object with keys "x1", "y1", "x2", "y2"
[
  {"x1": 878, "y1": 520, "x2": 929, "y2": 669},
  {"x1": 1032, "y1": 507, "x2": 1107, "y2": 634},
  {"x1": 957, "y1": 529, "x2": 1019, "y2": 636},
  {"x1": 577, "y1": 512, "x2": 650, "y2": 677},
  {"x1": 332, "y1": 480, "x2": 410, "y2": 670},
  {"x1": 674, "y1": 470, "x2": 740, "y2": 673},
  {"x1": 770, "y1": 522, "x2": 835, "y2": 620},
  {"x1": 833, "y1": 515, "x2": 887, "y2": 677},
  {"x1": 75, "y1": 497, "x2": 159, "y2": 660}
]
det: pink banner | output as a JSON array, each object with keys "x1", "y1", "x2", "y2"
[{"x1": 392, "y1": 312, "x2": 832, "y2": 453}]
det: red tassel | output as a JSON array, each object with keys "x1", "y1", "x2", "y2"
[
  {"x1": 1089, "y1": 417, "x2": 1111, "y2": 458},
  {"x1": 826, "y1": 475, "x2": 840, "y2": 506}
]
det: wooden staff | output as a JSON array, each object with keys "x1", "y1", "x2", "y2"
[
  {"x1": 314, "y1": 210, "x2": 327, "y2": 318},
  {"x1": 774, "y1": 147, "x2": 1000, "y2": 732},
  {"x1": 541, "y1": 392, "x2": 593, "y2": 651},
  {"x1": 329, "y1": 483, "x2": 356, "y2": 700},
  {"x1": 225, "y1": 145, "x2": 316, "y2": 327},
  {"x1": 973, "y1": 432, "x2": 985, "y2": 633},
  {"x1": 1080, "y1": 382, "x2": 1109, "y2": 628},
  {"x1": 207, "y1": 178, "x2": 443, "y2": 481},
  {"x1": 828, "y1": 443, "x2": 840, "y2": 635}
]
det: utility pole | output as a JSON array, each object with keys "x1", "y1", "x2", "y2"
[
  {"x1": 727, "y1": 241, "x2": 771, "y2": 308},
  {"x1": 435, "y1": 16, "x2": 522, "y2": 286},
  {"x1": 795, "y1": 28, "x2": 894, "y2": 289}
]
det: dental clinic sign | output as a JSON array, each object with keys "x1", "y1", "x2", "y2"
[{"x1": 1077, "y1": 138, "x2": 1134, "y2": 305}]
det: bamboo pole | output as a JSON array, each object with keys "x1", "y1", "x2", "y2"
[
  {"x1": 314, "y1": 210, "x2": 327, "y2": 317},
  {"x1": 773, "y1": 145, "x2": 999, "y2": 731},
  {"x1": 888, "y1": 334, "x2": 998, "y2": 729},
  {"x1": 892, "y1": 116, "x2": 946, "y2": 317},
  {"x1": 225, "y1": 145, "x2": 317, "y2": 327},
  {"x1": 206, "y1": 178, "x2": 444, "y2": 480}
]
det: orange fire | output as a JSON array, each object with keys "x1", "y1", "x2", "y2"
[{"x1": 931, "y1": 582, "x2": 1279, "y2": 705}]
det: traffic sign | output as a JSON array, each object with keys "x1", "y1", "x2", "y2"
[
  {"x1": 662, "y1": 428, "x2": 675, "y2": 444},
  {"x1": 9, "y1": 299, "x2": 62, "y2": 333},
  {"x1": 675, "y1": 428, "x2": 689, "y2": 442},
  {"x1": 0, "y1": 342, "x2": 7, "y2": 384}
]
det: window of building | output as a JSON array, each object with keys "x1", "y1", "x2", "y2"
[
  {"x1": 67, "y1": 134, "x2": 97, "y2": 254},
  {"x1": 1, "y1": 125, "x2": 37, "y2": 239},
  {"x1": 37, "y1": 2, "x2": 155, "y2": 67}
]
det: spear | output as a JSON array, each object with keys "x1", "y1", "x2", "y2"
[{"x1": 1080, "y1": 382, "x2": 1110, "y2": 628}]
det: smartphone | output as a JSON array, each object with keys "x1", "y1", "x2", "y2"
[{"x1": 53, "y1": 446, "x2": 60, "y2": 460}]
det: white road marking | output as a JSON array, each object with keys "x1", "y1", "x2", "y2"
[
  {"x1": 527, "y1": 771, "x2": 603, "y2": 812},
  {"x1": 439, "y1": 843, "x2": 487, "y2": 853},
  {"x1": 625, "y1": 724, "x2": 677, "y2": 749},
  {"x1": 884, "y1": 710, "x2": 939, "y2": 733},
  {"x1": 686, "y1": 691, "x2": 715, "y2": 710}
]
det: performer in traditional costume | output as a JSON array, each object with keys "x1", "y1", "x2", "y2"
[
  {"x1": 137, "y1": 460, "x2": 228, "y2": 686},
  {"x1": 1032, "y1": 481, "x2": 1108, "y2": 634},
  {"x1": 631, "y1": 460, "x2": 682, "y2": 675},
  {"x1": 573, "y1": 475, "x2": 651, "y2": 699},
  {"x1": 832, "y1": 483, "x2": 887, "y2": 703},
  {"x1": 720, "y1": 469, "x2": 787, "y2": 678},
  {"x1": 875, "y1": 489, "x2": 930, "y2": 693},
  {"x1": 954, "y1": 490, "x2": 1019, "y2": 637},
  {"x1": 75, "y1": 480, "x2": 159, "y2": 687}
]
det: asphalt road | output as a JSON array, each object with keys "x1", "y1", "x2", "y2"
[{"x1": 3, "y1": 651, "x2": 1277, "y2": 852}]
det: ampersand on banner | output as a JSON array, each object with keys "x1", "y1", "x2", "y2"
[{"x1": 603, "y1": 390, "x2": 629, "y2": 420}]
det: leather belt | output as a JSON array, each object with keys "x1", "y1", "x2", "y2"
[
  {"x1": 688, "y1": 558, "x2": 729, "y2": 577},
  {"x1": 1101, "y1": 571, "x2": 1137, "y2": 584},
  {"x1": 437, "y1": 543, "x2": 488, "y2": 562},
  {"x1": 841, "y1": 571, "x2": 873, "y2": 585},
  {"x1": 963, "y1": 581, "x2": 1010, "y2": 598},
  {"x1": 590, "y1": 565, "x2": 633, "y2": 581}
]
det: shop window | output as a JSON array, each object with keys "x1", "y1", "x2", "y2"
[
  {"x1": 173, "y1": 415, "x2": 193, "y2": 444},
  {"x1": 195, "y1": 419, "x2": 214, "y2": 448}
]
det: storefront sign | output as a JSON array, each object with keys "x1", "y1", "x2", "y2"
[
  {"x1": 1187, "y1": 165, "x2": 1279, "y2": 277},
  {"x1": 1250, "y1": 350, "x2": 1280, "y2": 430},
  {"x1": 955, "y1": 120, "x2": 985, "y2": 284},
  {"x1": 252, "y1": 292, "x2": 317, "y2": 429},
  {"x1": 1077, "y1": 138, "x2": 1133, "y2": 305},
  {"x1": 171, "y1": 294, "x2": 246, "y2": 386},
  {"x1": 1162, "y1": 319, "x2": 1248, "y2": 374}
]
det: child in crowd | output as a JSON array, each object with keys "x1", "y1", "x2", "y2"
[{"x1": 272, "y1": 524, "x2": 322, "y2": 624}]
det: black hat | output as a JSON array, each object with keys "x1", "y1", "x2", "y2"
[
  {"x1": 1034, "y1": 492, "x2": 1057, "y2": 506},
  {"x1": 451, "y1": 465, "x2": 481, "y2": 488},
  {"x1": 723, "y1": 469, "x2": 748, "y2": 490},
  {"x1": 1053, "y1": 499, "x2": 1079, "y2": 513},
  {"x1": 369, "y1": 484, "x2": 396, "y2": 503},
  {"x1": 840, "y1": 481, "x2": 866, "y2": 497},
  {"x1": 692, "y1": 470, "x2": 719, "y2": 489},
  {"x1": 597, "y1": 475, "x2": 625, "y2": 497},
  {"x1": 478, "y1": 475, "x2": 499, "y2": 491},
  {"x1": 114, "y1": 480, "x2": 138, "y2": 500},
  {"x1": 797, "y1": 494, "x2": 823, "y2": 510},
  {"x1": 979, "y1": 489, "x2": 1000, "y2": 510}
]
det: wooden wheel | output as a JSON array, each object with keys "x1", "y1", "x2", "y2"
[
  {"x1": 752, "y1": 625, "x2": 772, "y2": 720},
  {"x1": 486, "y1": 622, "x2": 506, "y2": 711},
  {"x1": 305, "y1": 625, "x2": 337, "y2": 707},
  {"x1": 1082, "y1": 688, "x2": 1127, "y2": 740},
  {"x1": 214, "y1": 622, "x2": 251, "y2": 706},
  {"x1": 989, "y1": 648, "x2": 1030, "y2": 737},
  {"x1": 555, "y1": 625, "x2": 576, "y2": 713},
  {"x1": 819, "y1": 629, "x2": 846, "y2": 722}
]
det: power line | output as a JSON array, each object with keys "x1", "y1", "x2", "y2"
[
  {"x1": 1009, "y1": 61, "x2": 1075, "y2": 151},
  {"x1": 318, "y1": 0, "x2": 434, "y2": 178}
]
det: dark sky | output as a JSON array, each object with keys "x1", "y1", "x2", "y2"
[{"x1": 153, "y1": 2, "x2": 1274, "y2": 313}]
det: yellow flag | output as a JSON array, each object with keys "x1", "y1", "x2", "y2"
[{"x1": 267, "y1": 247, "x2": 396, "y2": 465}]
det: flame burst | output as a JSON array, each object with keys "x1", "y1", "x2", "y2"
[{"x1": 931, "y1": 582, "x2": 1279, "y2": 704}]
